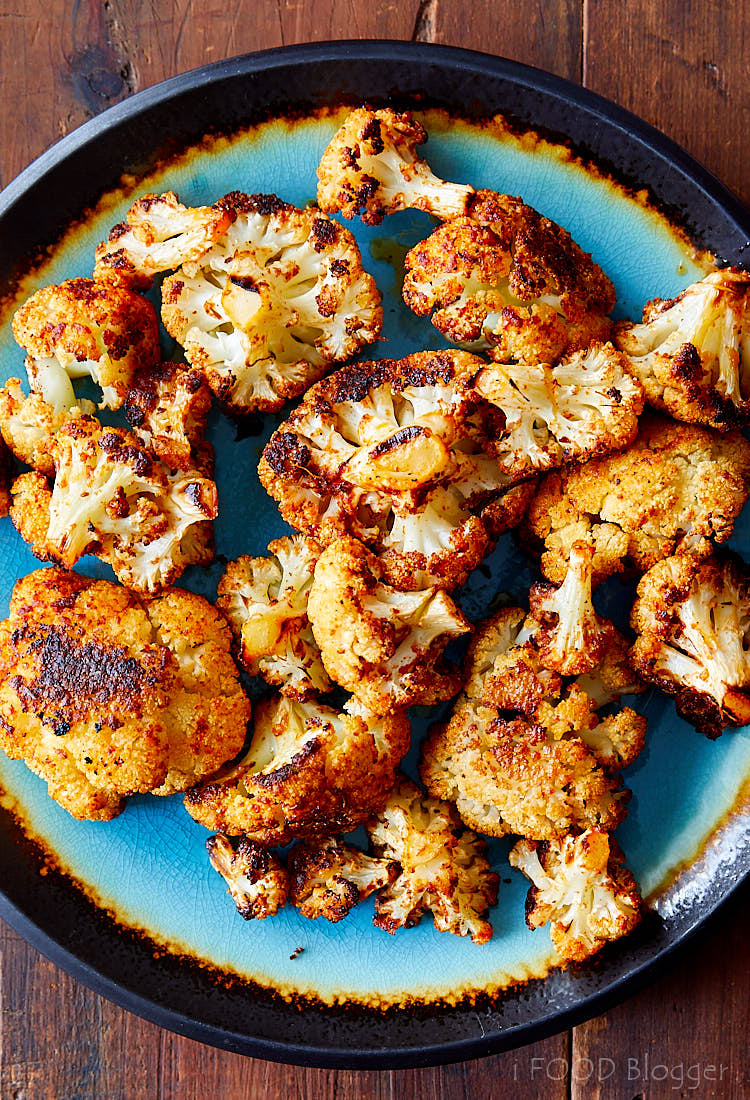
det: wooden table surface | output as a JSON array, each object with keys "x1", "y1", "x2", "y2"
[{"x1": 1, "y1": 2, "x2": 748, "y2": 1097}]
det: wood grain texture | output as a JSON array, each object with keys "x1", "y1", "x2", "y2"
[{"x1": 1, "y1": 0, "x2": 749, "y2": 1096}]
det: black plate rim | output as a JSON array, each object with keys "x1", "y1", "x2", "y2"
[{"x1": 0, "y1": 38, "x2": 749, "y2": 1070}]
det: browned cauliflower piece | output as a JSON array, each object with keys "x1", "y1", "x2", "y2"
[
  {"x1": 216, "y1": 536, "x2": 330, "y2": 700},
  {"x1": 160, "y1": 192, "x2": 382, "y2": 415},
  {"x1": 12, "y1": 278, "x2": 160, "y2": 410},
  {"x1": 402, "y1": 189, "x2": 615, "y2": 361},
  {"x1": 471, "y1": 343, "x2": 643, "y2": 481},
  {"x1": 420, "y1": 608, "x2": 643, "y2": 840},
  {"x1": 307, "y1": 536, "x2": 470, "y2": 713},
  {"x1": 0, "y1": 568, "x2": 251, "y2": 821},
  {"x1": 524, "y1": 415, "x2": 750, "y2": 586},
  {"x1": 288, "y1": 835, "x2": 398, "y2": 922},
  {"x1": 10, "y1": 417, "x2": 217, "y2": 595},
  {"x1": 615, "y1": 268, "x2": 750, "y2": 431},
  {"x1": 0, "y1": 434, "x2": 11, "y2": 517},
  {"x1": 365, "y1": 776, "x2": 498, "y2": 944},
  {"x1": 509, "y1": 830, "x2": 642, "y2": 963},
  {"x1": 206, "y1": 833, "x2": 289, "y2": 920},
  {"x1": 123, "y1": 360, "x2": 212, "y2": 471},
  {"x1": 631, "y1": 543, "x2": 750, "y2": 737},
  {"x1": 259, "y1": 350, "x2": 535, "y2": 591},
  {"x1": 0, "y1": 378, "x2": 96, "y2": 477},
  {"x1": 184, "y1": 694, "x2": 410, "y2": 846},
  {"x1": 316, "y1": 108, "x2": 474, "y2": 225},
  {"x1": 94, "y1": 191, "x2": 235, "y2": 289}
]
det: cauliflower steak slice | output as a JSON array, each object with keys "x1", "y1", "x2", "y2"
[
  {"x1": 259, "y1": 350, "x2": 534, "y2": 590},
  {"x1": 307, "y1": 536, "x2": 470, "y2": 713},
  {"x1": 403, "y1": 189, "x2": 615, "y2": 361},
  {"x1": 184, "y1": 694, "x2": 410, "y2": 846},
  {"x1": 12, "y1": 278, "x2": 160, "y2": 410},
  {"x1": 206, "y1": 833, "x2": 289, "y2": 920},
  {"x1": 316, "y1": 108, "x2": 474, "y2": 225},
  {"x1": 615, "y1": 268, "x2": 750, "y2": 430},
  {"x1": 366, "y1": 775, "x2": 499, "y2": 944},
  {"x1": 0, "y1": 568, "x2": 250, "y2": 821},
  {"x1": 509, "y1": 830, "x2": 642, "y2": 963},
  {"x1": 631, "y1": 544, "x2": 750, "y2": 737},
  {"x1": 161, "y1": 192, "x2": 382, "y2": 414},
  {"x1": 217, "y1": 535, "x2": 330, "y2": 699},
  {"x1": 288, "y1": 835, "x2": 398, "y2": 923}
]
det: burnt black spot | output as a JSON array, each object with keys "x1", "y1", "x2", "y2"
[
  {"x1": 263, "y1": 432, "x2": 312, "y2": 475},
  {"x1": 53, "y1": 720, "x2": 70, "y2": 737},
  {"x1": 360, "y1": 116, "x2": 384, "y2": 152},
  {"x1": 370, "y1": 425, "x2": 425, "y2": 457},
  {"x1": 330, "y1": 258, "x2": 350, "y2": 277},
  {"x1": 230, "y1": 275, "x2": 261, "y2": 293},
  {"x1": 311, "y1": 217, "x2": 337, "y2": 251}
]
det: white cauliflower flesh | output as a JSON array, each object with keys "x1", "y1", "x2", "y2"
[
  {"x1": 259, "y1": 351, "x2": 535, "y2": 591},
  {"x1": 316, "y1": 108, "x2": 474, "y2": 225},
  {"x1": 631, "y1": 544, "x2": 750, "y2": 737},
  {"x1": 307, "y1": 536, "x2": 470, "y2": 713},
  {"x1": 12, "y1": 278, "x2": 161, "y2": 410},
  {"x1": 473, "y1": 343, "x2": 643, "y2": 481},
  {"x1": 0, "y1": 377, "x2": 95, "y2": 477},
  {"x1": 160, "y1": 192, "x2": 382, "y2": 414},
  {"x1": 13, "y1": 417, "x2": 217, "y2": 594},
  {"x1": 615, "y1": 268, "x2": 750, "y2": 430},
  {"x1": 217, "y1": 536, "x2": 331, "y2": 699},
  {"x1": 288, "y1": 835, "x2": 398, "y2": 922},
  {"x1": 94, "y1": 191, "x2": 236, "y2": 289},
  {"x1": 509, "y1": 830, "x2": 642, "y2": 963},
  {"x1": 206, "y1": 833, "x2": 289, "y2": 920},
  {"x1": 366, "y1": 776, "x2": 499, "y2": 944}
]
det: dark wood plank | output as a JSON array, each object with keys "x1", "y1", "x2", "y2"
[{"x1": 583, "y1": 0, "x2": 750, "y2": 207}]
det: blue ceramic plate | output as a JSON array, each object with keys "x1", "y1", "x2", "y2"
[{"x1": 0, "y1": 42, "x2": 748, "y2": 1068}]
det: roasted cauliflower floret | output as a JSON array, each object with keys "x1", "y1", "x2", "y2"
[
  {"x1": 259, "y1": 350, "x2": 534, "y2": 590},
  {"x1": 0, "y1": 434, "x2": 11, "y2": 516},
  {"x1": 509, "y1": 830, "x2": 642, "y2": 963},
  {"x1": 160, "y1": 192, "x2": 382, "y2": 415},
  {"x1": 217, "y1": 536, "x2": 330, "y2": 699},
  {"x1": 525, "y1": 415, "x2": 750, "y2": 586},
  {"x1": 288, "y1": 835, "x2": 398, "y2": 922},
  {"x1": 615, "y1": 268, "x2": 750, "y2": 430},
  {"x1": 0, "y1": 378, "x2": 95, "y2": 477},
  {"x1": 184, "y1": 694, "x2": 410, "y2": 846},
  {"x1": 316, "y1": 108, "x2": 474, "y2": 225},
  {"x1": 420, "y1": 608, "x2": 642, "y2": 840},
  {"x1": 366, "y1": 776, "x2": 498, "y2": 944},
  {"x1": 0, "y1": 568, "x2": 250, "y2": 821},
  {"x1": 631, "y1": 544, "x2": 750, "y2": 737},
  {"x1": 10, "y1": 417, "x2": 217, "y2": 594},
  {"x1": 206, "y1": 833, "x2": 289, "y2": 920},
  {"x1": 12, "y1": 278, "x2": 160, "y2": 411},
  {"x1": 403, "y1": 189, "x2": 615, "y2": 361},
  {"x1": 122, "y1": 360, "x2": 212, "y2": 471},
  {"x1": 94, "y1": 190, "x2": 236, "y2": 289},
  {"x1": 471, "y1": 343, "x2": 643, "y2": 481},
  {"x1": 307, "y1": 536, "x2": 470, "y2": 713}
]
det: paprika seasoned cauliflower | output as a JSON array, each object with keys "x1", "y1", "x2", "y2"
[
  {"x1": 0, "y1": 434, "x2": 11, "y2": 516},
  {"x1": 160, "y1": 192, "x2": 382, "y2": 414},
  {"x1": 471, "y1": 343, "x2": 643, "y2": 481},
  {"x1": 366, "y1": 776, "x2": 499, "y2": 944},
  {"x1": 510, "y1": 830, "x2": 642, "y2": 963},
  {"x1": 217, "y1": 535, "x2": 331, "y2": 700},
  {"x1": 259, "y1": 351, "x2": 535, "y2": 591},
  {"x1": 10, "y1": 417, "x2": 217, "y2": 594},
  {"x1": 94, "y1": 190, "x2": 235, "y2": 289},
  {"x1": 316, "y1": 108, "x2": 474, "y2": 225},
  {"x1": 524, "y1": 415, "x2": 750, "y2": 586},
  {"x1": 206, "y1": 833, "x2": 289, "y2": 920},
  {"x1": 307, "y1": 536, "x2": 470, "y2": 712},
  {"x1": 288, "y1": 835, "x2": 398, "y2": 922},
  {"x1": 123, "y1": 360, "x2": 212, "y2": 471},
  {"x1": 0, "y1": 377, "x2": 95, "y2": 477},
  {"x1": 402, "y1": 189, "x2": 615, "y2": 361},
  {"x1": 12, "y1": 278, "x2": 160, "y2": 410},
  {"x1": 420, "y1": 608, "x2": 644, "y2": 840},
  {"x1": 184, "y1": 693, "x2": 410, "y2": 846},
  {"x1": 631, "y1": 544, "x2": 750, "y2": 737},
  {"x1": 615, "y1": 268, "x2": 750, "y2": 430},
  {"x1": 0, "y1": 568, "x2": 250, "y2": 821}
]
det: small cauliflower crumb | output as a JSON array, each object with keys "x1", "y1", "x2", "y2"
[
  {"x1": 288, "y1": 835, "x2": 398, "y2": 922},
  {"x1": 206, "y1": 833, "x2": 289, "y2": 920}
]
